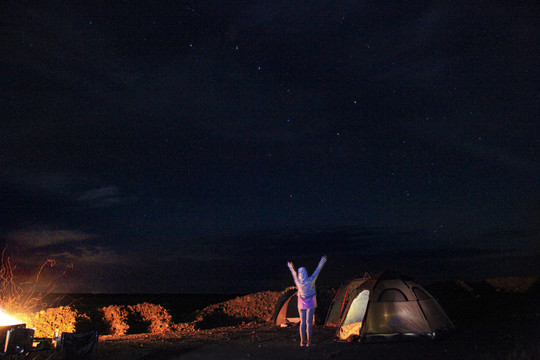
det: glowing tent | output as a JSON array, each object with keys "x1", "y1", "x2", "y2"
[{"x1": 325, "y1": 271, "x2": 454, "y2": 342}]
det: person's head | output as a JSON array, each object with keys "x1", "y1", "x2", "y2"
[{"x1": 298, "y1": 267, "x2": 308, "y2": 281}]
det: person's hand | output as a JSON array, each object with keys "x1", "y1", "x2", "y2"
[
  {"x1": 322, "y1": 255, "x2": 327, "y2": 261},
  {"x1": 287, "y1": 262, "x2": 294, "y2": 268}
]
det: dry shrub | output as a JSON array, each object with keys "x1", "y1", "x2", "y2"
[
  {"x1": 172, "y1": 322, "x2": 196, "y2": 332},
  {"x1": 101, "y1": 305, "x2": 130, "y2": 336},
  {"x1": 195, "y1": 291, "x2": 281, "y2": 328},
  {"x1": 486, "y1": 275, "x2": 540, "y2": 293},
  {"x1": 129, "y1": 303, "x2": 173, "y2": 334},
  {"x1": 100, "y1": 303, "x2": 174, "y2": 335},
  {"x1": 17, "y1": 306, "x2": 80, "y2": 338},
  {"x1": 72, "y1": 308, "x2": 105, "y2": 333}
]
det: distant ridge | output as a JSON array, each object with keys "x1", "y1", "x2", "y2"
[{"x1": 486, "y1": 275, "x2": 540, "y2": 293}]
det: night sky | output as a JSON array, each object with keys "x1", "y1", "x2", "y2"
[{"x1": 2, "y1": 1, "x2": 539, "y2": 293}]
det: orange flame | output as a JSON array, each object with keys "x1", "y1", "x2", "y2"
[{"x1": 0, "y1": 309, "x2": 22, "y2": 326}]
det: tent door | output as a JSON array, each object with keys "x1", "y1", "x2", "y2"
[{"x1": 339, "y1": 290, "x2": 370, "y2": 340}]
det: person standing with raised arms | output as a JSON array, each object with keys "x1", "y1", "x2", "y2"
[{"x1": 287, "y1": 255, "x2": 327, "y2": 347}]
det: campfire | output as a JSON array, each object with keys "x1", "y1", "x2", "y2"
[
  {"x1": 0, "y1": 309, "x2": 22, "y2": 326},
  {"x1": 0, "y1": 309, "x2": 47, "y2": 357}
]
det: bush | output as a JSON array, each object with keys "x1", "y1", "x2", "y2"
[
  {"x1": 99, "y1": 303, "x2": 174, "y2": 335},
  {"x1": 101, "y1": 305, "x2": 130, "y2": 336},
  {"x1": 129, "y1": 303, "x2": 173, "y2": 334},
  {"x1": 17, "y1": 306, "x2": 80, "y2": 338}
]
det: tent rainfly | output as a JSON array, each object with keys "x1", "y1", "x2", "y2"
[{"x1": 325, "y1": 271, "x2": 454, "y2": 342}]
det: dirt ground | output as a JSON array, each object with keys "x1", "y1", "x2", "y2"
[
  {"x1": 97, "y1": 276, "x2": 540, "y2": 360},
  {"x1": 96, "y1": 318, "x2": 539, "y2": 360},
  {"x1": 29, "y1": 276, "x2": 540, "y2": 359}
]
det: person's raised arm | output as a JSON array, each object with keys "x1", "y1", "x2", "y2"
[
  {"x1": 310, "y1": 255, "x2": 327, "y2": 281},
  {"x1": 287, "y1": 261, "x2": 298, "y2": 282},
  {"x1": 287, "y1": 261, "x2": 296, "y2": 274}
]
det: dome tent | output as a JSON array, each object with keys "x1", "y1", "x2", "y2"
[
  {"x1": 273, "y1": 287, "x2": 301, "y2": 326},
  {"x1": 325, "y1": 271, "x2": 454, "y2": 342},
  {"x1": 273, "y1": 287, "x2": 334, "y2": 327}
]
